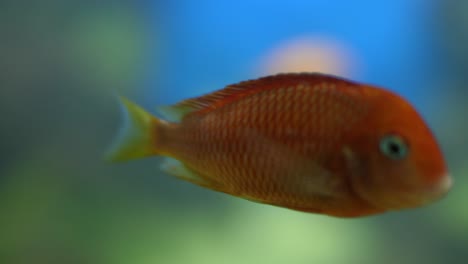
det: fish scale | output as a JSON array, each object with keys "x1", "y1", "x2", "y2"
[{"x1": 179, "y1": 87, "x2": 336, "y2": 199}]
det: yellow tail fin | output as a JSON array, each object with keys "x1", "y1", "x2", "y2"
[{"x1": 106, "y1": 96, "x2": 161, "y2": 162}]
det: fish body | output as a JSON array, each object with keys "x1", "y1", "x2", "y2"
[{"x1": 108, "y1": 73, "x2": 451, "y2": 217}]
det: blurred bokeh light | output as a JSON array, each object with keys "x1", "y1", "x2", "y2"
[
  {"x1": 1, "y1": 1, "x2": 467, "y2": 264},
  {"x1": 258, "y1": 35, "x2": 360, "y2": 77}
]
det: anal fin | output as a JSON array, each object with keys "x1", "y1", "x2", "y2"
[{"x1": 161, "y1": 158, "x2": 219, "y2": 189}]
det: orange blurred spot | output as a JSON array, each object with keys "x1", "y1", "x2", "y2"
[{"x1": 258, "y1": 36, "x2": 360, "y2": 77}]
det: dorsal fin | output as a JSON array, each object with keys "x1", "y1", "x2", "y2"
[{"x1": 160, "y1": 72, "x2": 357, "y2": 121}]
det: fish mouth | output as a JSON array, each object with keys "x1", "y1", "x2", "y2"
[
  {"x1": 402, "y1": 173, "x2": 453, "y2": 208},
  {"x1": 430, "y1": 173, "x2": 452, "y2": 198},
  {"x1": 358, "y1": 173, "x2": 453, "y2": 211}
]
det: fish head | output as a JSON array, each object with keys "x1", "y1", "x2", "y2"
[{"x1": 347, "y1": 88, "x2": 452, "y2": 211}]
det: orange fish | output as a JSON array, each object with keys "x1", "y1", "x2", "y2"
[{"x1": 108, "y1": 73, "x2": 452, "y2": 217}]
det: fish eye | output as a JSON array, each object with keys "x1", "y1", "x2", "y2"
[{"x1": 379, "y1": 135, "x2": 409, "y2": 160}]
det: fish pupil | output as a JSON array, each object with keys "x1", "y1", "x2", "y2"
[{"x1": 389, "y1": 142, "x2": 401, "y2": 155}]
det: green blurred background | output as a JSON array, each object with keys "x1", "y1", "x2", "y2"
[{"x1": 1, "y1": 1, "x2": 467, "y2": 263}]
